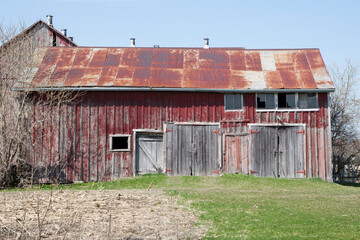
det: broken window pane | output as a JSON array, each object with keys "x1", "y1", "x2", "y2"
[
  {"x1": 257, "y1": 94, "x2": 266, "y2": 108},
  {"x1": 278, "y1": 93, "x2": 295, "y2": 108},
  {"x1": 257, "y1": 93, "x2": 275, "y2": 109},
  {"x1": 286, "y1": 93, "x2": 295, "y2": 108}
]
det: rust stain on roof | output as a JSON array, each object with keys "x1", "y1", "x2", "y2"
[{"x1": 30, "y1": 47, "x2": 334, "y2": 90}]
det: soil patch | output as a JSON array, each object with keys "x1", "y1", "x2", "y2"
[{"x1": 0, "y1": 189, "x2": 206, "y2": 239}]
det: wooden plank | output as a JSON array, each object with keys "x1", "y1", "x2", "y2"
[
  {"x1": 98, "y1": 93, "x2": 107, "y2": 181},
  {"x1": 296, "y1": 125, "x2": 305, "y2": 178},
  {"x1": 267, "y1": 127, "x2": 277, "y2": 177},
  {"x1": 165, "y1": 124, "x2": 174, "y2": 175},
  {"x1": 74, "y1": 100, "x2": 82, "y2": 181},
  {"x1": 89, "y1": 94, "x2": 98, "y2": 181},
  {"x1": 250, "y1": 126, "x2": 261, "y2": 177},
  {"x1": 186, "y1": 124, "x2": 194, "y2": 176},
  {"x1": 68, "y1": 103, "x2": 75, "y2": 183},
  {"x1": 210, "y1": 125, "x2": 220, "y2": 175},
  {"x1": 82, "y1": 97, "x2": 90, "y2": 182},
  {"x1": 106, "y1": 93, "x2": 115, "y2": 180},
  {"x1": 278, "y1": 127, "x2": 287, "y2": 178},
  {"x1": 42, "y1": 104, "x2": 50, "y2": 182},
  {"x1": 59, "y1": 103, "x2": 67, "y2": 182}
]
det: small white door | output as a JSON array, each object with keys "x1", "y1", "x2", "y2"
[{"x1": 136, "y1": 134, "x2": 163, "y2": 174}]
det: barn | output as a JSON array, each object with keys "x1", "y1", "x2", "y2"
[
  {"x1": 24, "y1": 44, "x2": 334, "y2": 182},
  {"x1": 2, "y1": 15, "x2": 76, "y2": 48}
]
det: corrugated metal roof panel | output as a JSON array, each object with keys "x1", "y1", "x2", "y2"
[{"x1": 30, "y1": 47, "x2": 334, "y2": 90}]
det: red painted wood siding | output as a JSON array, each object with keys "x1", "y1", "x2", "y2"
[{"x1": 32, "y1": 92, "x2": 332, "y2": 182}]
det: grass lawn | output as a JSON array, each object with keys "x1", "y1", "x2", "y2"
[{"x1": 6, "y1": 174, "x2": 360, "y2": 239}]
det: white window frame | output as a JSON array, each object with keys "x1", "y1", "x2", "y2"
[
  {"x1": 109, "y1": 134, "x2": 131, "y2": 152},
  {"x1": 256, "y1": 93, "x2": 319, "y2": 112},
  {"x1": 224, "y1": 93, "x2": 243, "y2": 111}
]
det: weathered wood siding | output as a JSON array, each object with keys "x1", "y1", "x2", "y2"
[
  {"x1": 32, "y1": 91, "x2": 332, "y2": 182},
  {"x1": 165, "y1": 124, "x2": 220, "y2": 176},
  {"x1": 32, "y1": 24, "x2": 75, "y2": 47},
  {"x1": 250, "y1": 125, "x2": 305, "y2": 178}
]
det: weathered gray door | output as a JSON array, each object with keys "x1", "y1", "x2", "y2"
[
  {"x1": 165, "y1": 124, "x2": 220, "y2": 176},
  {"x1": 250, "y1": 125, "x2": 305, "y2": 178},
  {"x1": 136, "y1": 134, "x2": 163, "y2": 175}
]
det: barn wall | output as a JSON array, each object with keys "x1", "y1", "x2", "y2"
[
  {"x1": 32, "y1": 25, "x2": 75, "y2": 47},
  {"x1": 32, "y1": 91, "x2": 332, "y2": 182},
  {"x1": 221, "y1": 93, "x2": 332, "y2": 181}
]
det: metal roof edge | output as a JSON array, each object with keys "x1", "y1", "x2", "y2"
[{"x1": 13, "y1": 87, "x2": 335, "y2": 93}]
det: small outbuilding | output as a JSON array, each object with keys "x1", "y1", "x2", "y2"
[{"x1": 25, "y1": 45, "x2": 334, "y2": 182}]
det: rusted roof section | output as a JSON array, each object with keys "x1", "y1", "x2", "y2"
[{"x1": 30, "y1": 47, "x2": 334, "y2": 90}]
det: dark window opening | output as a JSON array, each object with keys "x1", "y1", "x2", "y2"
[
  {"x1": 110, "y1": 135, "x2": 130, "y2": 151},
  {"x1": 278, "y1": 93, "x2": 295, "y2": 108},
  {"x1": 52, "y1": 31, "x2": 56, "y2": 46},
  {"x1": 257, "y1": 93, "x2": 275, "y2": 109},
  {"x1": 225, "y1": 94, "x2": 242, "y2": 110}
]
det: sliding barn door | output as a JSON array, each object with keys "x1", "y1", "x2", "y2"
[
  {"x1": 250, "y1": 125, "x2": 305, "y2": 178},
  {"x1": 165, "y1": 124, "x2": 220, "y2": 176}
]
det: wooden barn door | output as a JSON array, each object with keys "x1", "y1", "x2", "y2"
[
  {"x1": 165, "y1": 124, "x2": 220, "y2": 176},
  {"x1": 135, "y1": 134, "x2": 163, "y2": 175},
  {"x1": 250, "y1": 125, "x2": 305, "y2": 178},
  {"x1": 224, "y1": 135, "x2": 249, "y2": 174},
  {"x1": 278, "y1": 126, "x2": 305, "y2": 178}
]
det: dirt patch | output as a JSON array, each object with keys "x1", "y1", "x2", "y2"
[{"x1": 0, "y1": 189, "x2": 207, "y2": 239}]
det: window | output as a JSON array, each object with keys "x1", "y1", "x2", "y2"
[
  {"x1": 256, "y1": 93, "x2": 318, "y2": 110},
  {"x1": 257, "y1": 93, "x2": 275, "y2": 109},
  {"x1": 110, "y1": 134, "x2": 131, "y2": 151},
  {"x1": 278, "y1": 93, "x2": 296, "y2": 109},
  {"x1": 298, "y1": 93, "x2": 318, "y2": 108},
  {"x1": 225, "y1": 94, "x2": 242, "y2": 110}
]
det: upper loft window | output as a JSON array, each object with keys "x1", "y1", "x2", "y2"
[
  {"x1": 278, "y1": 93, "x2": 296, "y2": 109},
  {"x1": 225, "y1": 94, "x2": 242, "y2": 110},
  {"x1": 256, "y1": 93, "x2": 318, "y2": 110},
  {"x1": 298, "y1": 93, "x2": 317, "y2": 109},
  {"x1": 257, "y1": 93, "x2": 275, "y2": 109}
]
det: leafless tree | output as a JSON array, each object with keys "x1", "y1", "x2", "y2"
[
  {"x1": 0, "y1": 21, "x2": 81, "y2": 188},
  {"x1": 330, "y1": 60, "x2": 360, "y2": 179}
]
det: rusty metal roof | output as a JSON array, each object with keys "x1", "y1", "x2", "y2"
[{"x1": 29, "y1": 47, "x2": 334, "y2": 91}]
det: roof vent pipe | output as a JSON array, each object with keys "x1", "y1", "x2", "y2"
[
  {"x1": 69, "y1": 37, "x2": 74, "y2": 41},
  {"x1": 130, "y1": 38, "x2": 136, "y2": 47},
  {"x1": 203, "y1": 38, "x2": 210, "y2": 49},
  {"x1": 61, "y1": 29, "x2": 67, "y2": 37},
  {"x1": 46, "y1": 14, "x2": 53, "y2": 27}
]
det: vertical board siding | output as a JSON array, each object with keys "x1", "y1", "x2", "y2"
[{"x1": 33, "y1": 91, "x2": 331, "y2": 182}]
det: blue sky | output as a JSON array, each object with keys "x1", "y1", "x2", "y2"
[{"x1": 1, "y1": 0, "x2": 359, "y2": 68}]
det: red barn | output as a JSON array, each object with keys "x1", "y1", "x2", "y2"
[{"x1": 26, "y1": 45, "x2": 334, "y2": 182}]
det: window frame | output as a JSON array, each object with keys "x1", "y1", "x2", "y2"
[
  {"x1": 256, "y1": 92, "x2": 319, "y2": 112},
  {"x1": 224, "y1": 93, "x2": 243, "y2": 111},
  {"x1": 256, "y1": 93, "x2": 276, "y2": 109},
  {"x1": 109, "y1": 134, "x2": 131, "y2": 152}
]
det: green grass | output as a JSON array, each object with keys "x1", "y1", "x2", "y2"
[{"x1": 4, "y1": 174, "x2": 360, "y2": 239}]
